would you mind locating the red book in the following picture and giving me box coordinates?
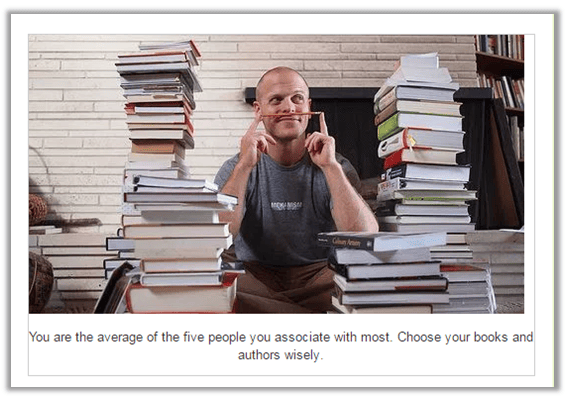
[383,148,459,170]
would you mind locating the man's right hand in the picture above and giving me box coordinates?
[238,114,277,168]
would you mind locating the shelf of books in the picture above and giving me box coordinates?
[95,40,243,314]
[475,34,524,163]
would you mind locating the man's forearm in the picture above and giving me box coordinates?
[218,161,254,237]
[321,162,379,232]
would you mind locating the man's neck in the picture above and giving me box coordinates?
[267,136,307,167]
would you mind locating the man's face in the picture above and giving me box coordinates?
[254,70,312,142]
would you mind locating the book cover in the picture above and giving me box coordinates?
[382,148,460,169]
[332,261,442,280]
[317,231,447,252]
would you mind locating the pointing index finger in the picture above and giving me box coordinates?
[319,112,328,136]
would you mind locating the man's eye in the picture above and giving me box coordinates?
[293,95,305,103]
[270,97,281,104]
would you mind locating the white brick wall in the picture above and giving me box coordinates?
[29,34,478,234]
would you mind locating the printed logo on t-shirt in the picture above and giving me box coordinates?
[271,201,303,211]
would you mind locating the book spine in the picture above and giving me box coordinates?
[377,113,402,141]
[382,149,405,170]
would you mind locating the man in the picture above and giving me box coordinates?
[215,66,378,313]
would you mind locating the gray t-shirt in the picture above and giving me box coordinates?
[214,152,361,266]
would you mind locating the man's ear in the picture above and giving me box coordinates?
[252,101,262,117]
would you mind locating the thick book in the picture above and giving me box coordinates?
[139,271,224,287]
[378,177,467,192]
[331,296,433,314]
[317,231,447,252]
[377,215,471,225]
[128,152,185,163]
[439,264,491,282]
[131,175,218,191]
[337,290,450,306]
[374,99,462,125]
[382,148,460,169]
[376,188,477,202]
[124,167,189,180]
[141,257,222,273]
[332,260,441,280]
[384,163,471,182]
[116,62,202,92]
[375,200,469,217]
[132,246,224,261]
[374,84,459,107]
[377,128,465,158]
[125,159,187,171]
[129,129,194,149]
[381,223,476,234]
[126,112,187,124]
[334,274,448,293]
[125,274,238,314]
[124,191,237,205]
[330,246,432,265]
[121,210,220,226]
[131,140,186,157]
[377,112,464,141]
[133,202,235,212]
[117,49,197,66]
[123,223,230,239]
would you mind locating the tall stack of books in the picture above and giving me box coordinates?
[317,231,450,314]
[373,53,476,238]
[99,40,241,314]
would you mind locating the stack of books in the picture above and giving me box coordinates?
[99,40,241,314]
[317,231,451,314]
[373,53,476,237]
[433,264,497,314]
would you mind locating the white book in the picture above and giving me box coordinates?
[141,257,222,273]
[378,128,465,158]
[331,246,432,265]
[122,210,220,225]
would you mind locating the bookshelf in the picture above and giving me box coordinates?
[475,35,524,169]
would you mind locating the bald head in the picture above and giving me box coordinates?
[255,67,309,101]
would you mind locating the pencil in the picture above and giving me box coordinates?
[261,111,322,117]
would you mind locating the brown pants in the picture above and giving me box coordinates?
[235,261,335,314]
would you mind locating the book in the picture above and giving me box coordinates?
[377,215,471,224]
[125,160,187,171]
[331,261,442,280]
[129,129,194,148]
[116,63,202,92]
[117,49,198,66]
[395,52,440,69]
[330,246,432,265]
[141,257,222,273]
[377,112,464,141]
[138,271,223,287]
[133,202,235,212]
[126,112,187,124]
[377,128,465,158]
[125,274,238,314]
[388,65,452,85]
[123,223,230,239]
[94,263,138,314]
[131,175,218,191]
[331,296,433,314]
[375,99,462,125]
[124,191,238,205]
[124,167,189,180]
[377,188,477,202]
[383,163,471,182]
[378,177,467,192]
[334,274,448,292]
[381,223,476,234]
[122,210,220,225]
[382,148,460,169]
[317,231,447,252]
[132,246,224,260]
[131,140,186,158]
[375,201,469,216]
[374,84,459,106]
[107,236,232,252]
[439,264,491,282]
[128,152,185,163]
[337,290,450,306]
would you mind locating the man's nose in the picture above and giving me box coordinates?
[282,97,296,113]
